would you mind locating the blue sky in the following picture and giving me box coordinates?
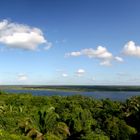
[0,0,140,85]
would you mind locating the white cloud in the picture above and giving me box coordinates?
[17,74,28,81]
[114,56,124,62]
[62,73,68,77]
[0,19,52,50]
[100,60,111,66]
[123,41,140,57]
[76,69,85,77]
[66,46,123,66]
[65,51,81,57]
[81,46,113,59]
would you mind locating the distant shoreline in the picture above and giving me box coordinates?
[1,85,140,92]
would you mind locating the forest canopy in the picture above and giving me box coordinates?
[0,91,140,140]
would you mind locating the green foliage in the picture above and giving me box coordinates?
[0,93,140,139]
[81,131,109,140]
[0,90,7,95]
[0,129,30,140]
[36,106,58,134]
[44,133,61,140]
[103,117,136,140]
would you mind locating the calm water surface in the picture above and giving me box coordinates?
[5,89,140,101]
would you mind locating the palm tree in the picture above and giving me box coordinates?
[18,106,70,140]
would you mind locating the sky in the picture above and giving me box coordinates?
[0,0,140,85]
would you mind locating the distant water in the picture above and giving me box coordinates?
[4,89,140,101]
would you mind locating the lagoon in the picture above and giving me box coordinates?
[5,89,140,101]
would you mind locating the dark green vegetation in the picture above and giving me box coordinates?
[1,90,140,140]
[23,85,140,91]
[1,85,140,92]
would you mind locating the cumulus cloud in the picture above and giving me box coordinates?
[81,46,113,59]
[66,46,123,66]
[76,69,85,77]
[17,74,28,81]
[123,41,140,57]
[0,19,52,50]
